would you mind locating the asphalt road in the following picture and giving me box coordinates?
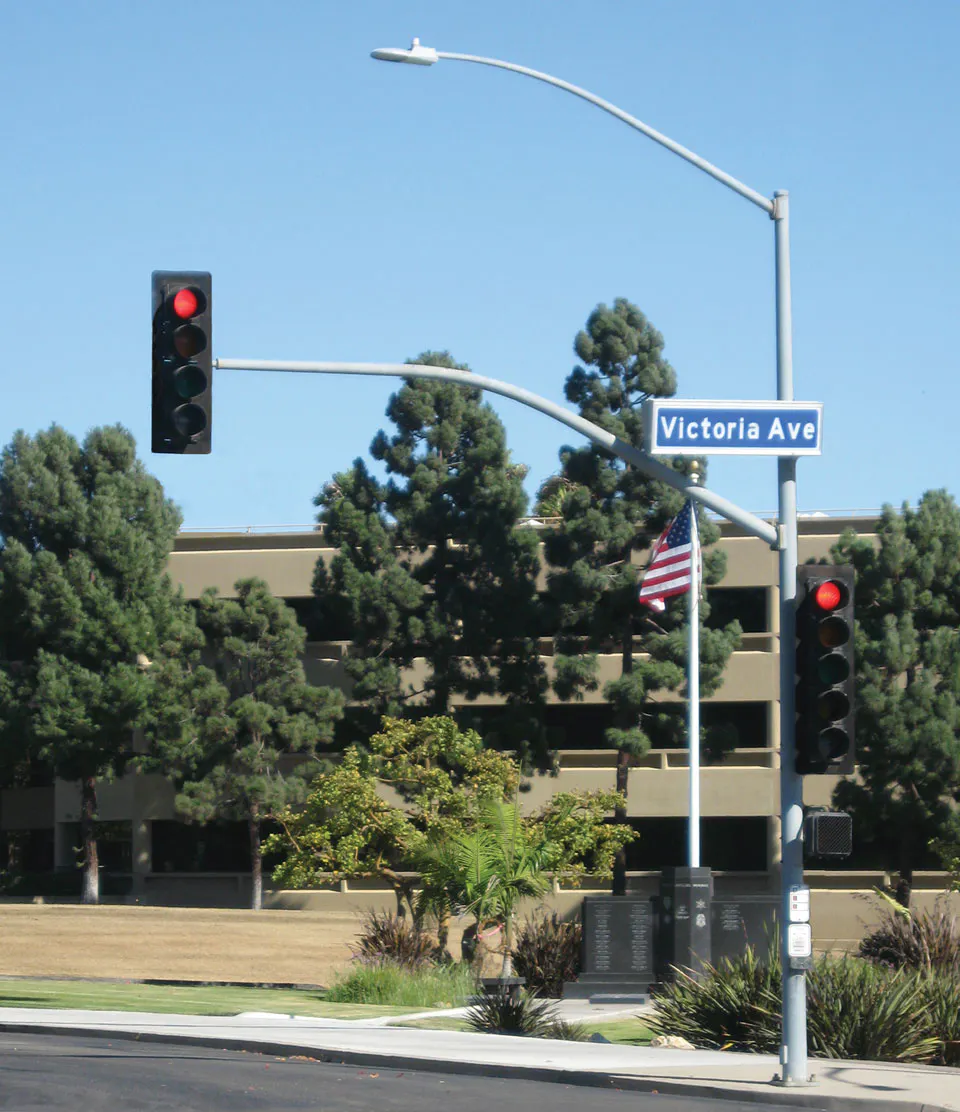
[0,1033,810,1112]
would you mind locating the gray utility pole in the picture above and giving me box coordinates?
[214,358,777,545]
[367,42,808,1083]
[773,191,806,1082]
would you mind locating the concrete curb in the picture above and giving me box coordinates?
[0,1021,951,1112]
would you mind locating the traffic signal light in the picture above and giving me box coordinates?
[795,565,855,774]
[152,271,212,454]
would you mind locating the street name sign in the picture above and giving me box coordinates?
[643,400,823,457]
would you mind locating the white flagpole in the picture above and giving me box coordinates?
[688,469,702,869]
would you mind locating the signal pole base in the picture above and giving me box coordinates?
[772,1074,818,1087]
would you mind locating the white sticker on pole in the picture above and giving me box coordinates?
[787,922,813,959]
[788,885,810,923]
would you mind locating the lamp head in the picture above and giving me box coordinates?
[371,37,438,66]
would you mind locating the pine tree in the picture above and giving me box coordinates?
[0,425,185,903]
[313,459,424,733]
[831,490,960,907]
[315,352,550,765]
[145,578,344,909]
[542,300,740,891]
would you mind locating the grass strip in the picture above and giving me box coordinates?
[392,1013,656,1044]
[0,978,417,1019]
[325,962,478,1008]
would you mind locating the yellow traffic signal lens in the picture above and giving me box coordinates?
[174,324,207,359]
[818,616,850,649]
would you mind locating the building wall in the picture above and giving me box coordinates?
[2,513,928,920]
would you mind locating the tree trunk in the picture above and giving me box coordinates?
[382,869,415,920]
[467,919,503,978]
[612,620,634,897]
[895,831,914,909]
[80,776,99,906]
[500,911,515,978]
[437,907,451,959]
[249,808,262,911]
[612,749,630,895]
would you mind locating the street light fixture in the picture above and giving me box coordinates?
[370,40,807,1085]
[370,38,437,65]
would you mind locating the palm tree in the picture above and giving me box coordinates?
[417,797,555,978]
[533,473,579,519]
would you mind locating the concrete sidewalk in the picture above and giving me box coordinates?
[0,1004,955,1112]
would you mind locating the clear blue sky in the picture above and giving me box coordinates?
[1,2,956,529]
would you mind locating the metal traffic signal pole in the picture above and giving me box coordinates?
[773,192,809,1085]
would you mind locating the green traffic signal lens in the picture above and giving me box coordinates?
[174,324,207,359]
[172,403,207,439]
[817,689,850,721]
[818,616,850,649]
[817,654,850,685]
[174,364,208,400]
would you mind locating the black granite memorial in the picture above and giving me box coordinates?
[658,866,712,980]
[711,895,779,964]
[563,895,655,999]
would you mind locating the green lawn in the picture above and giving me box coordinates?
[0,978,417,1019]
[586,1016,656,1045]
[0,977,658,1044]
[393,1013,656,1044]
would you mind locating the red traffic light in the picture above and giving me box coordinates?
[172,288,199,319]
[813,581,843,611]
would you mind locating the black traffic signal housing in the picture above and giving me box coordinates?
[795,565,855,774]
[152,271,212,454]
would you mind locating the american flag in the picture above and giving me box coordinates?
[638,501,700,613]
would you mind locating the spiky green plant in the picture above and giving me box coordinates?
[648,944,781,1052]
[512,912,582,997]
[805,958,939,1062]
[353,910,442,971]
[651,943,945,1063]
[858,895,960,972]
[464,987,587,1040]
[919,971,960,1065]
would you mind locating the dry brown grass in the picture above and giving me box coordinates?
[0,904,365,985]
